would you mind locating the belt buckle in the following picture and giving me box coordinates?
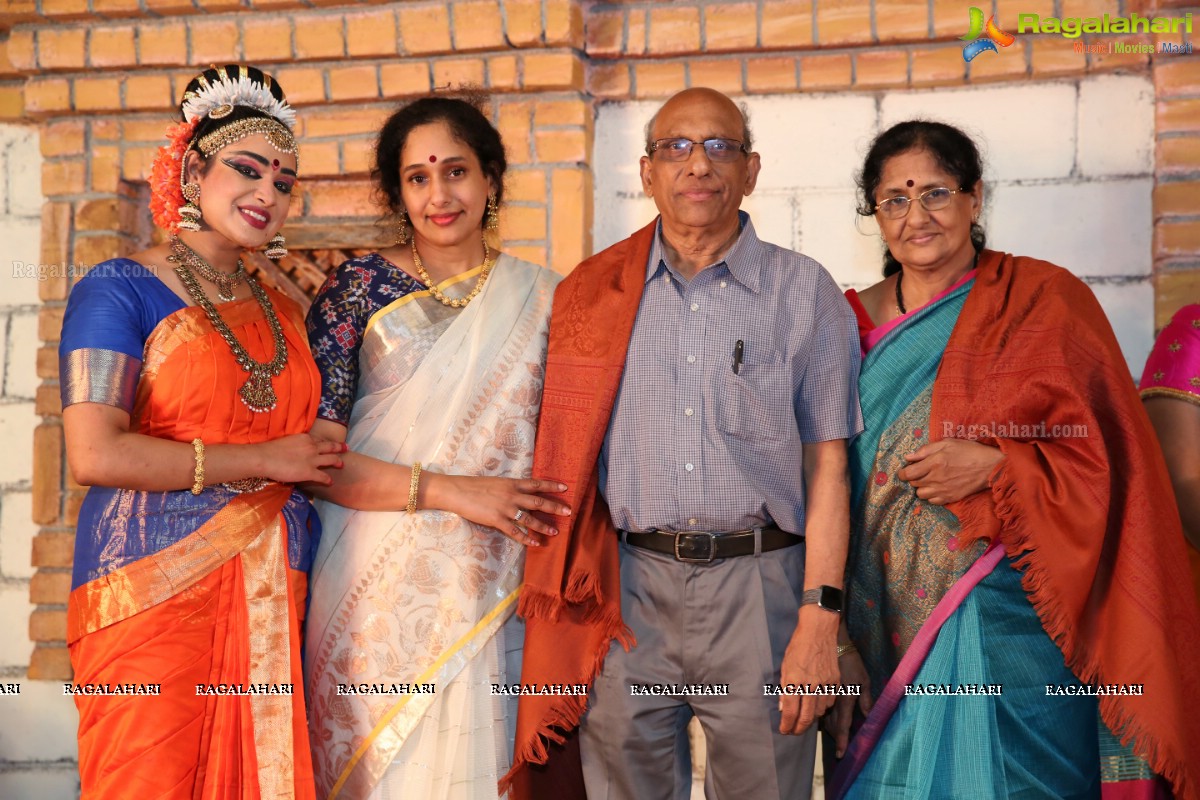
[674,531,716,563]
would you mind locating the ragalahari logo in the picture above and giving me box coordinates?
[961,7,1016,61]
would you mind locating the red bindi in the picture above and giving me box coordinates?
[906,179,914,187]
[429,155,437,163]
[272,158,280,169]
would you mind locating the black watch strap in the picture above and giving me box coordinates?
[800,585,844,613]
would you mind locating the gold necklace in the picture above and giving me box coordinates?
[172,253,289,413]
[410,233,495,309]
[168,235,247,302]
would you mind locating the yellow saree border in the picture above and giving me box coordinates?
[67,483,291,642]
[363,264,486,337]
[328,585,522,800]
[242,514,296,800]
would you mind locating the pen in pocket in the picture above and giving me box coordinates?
[732,339,744,374]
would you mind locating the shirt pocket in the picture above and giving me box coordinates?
[715,363,794,442]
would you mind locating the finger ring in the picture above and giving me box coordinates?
[513,509,525,523]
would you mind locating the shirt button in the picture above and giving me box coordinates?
[688,518,698,526]
[684,407,694,416]
[686,355,696,364]
[720,281,728,289]
[690,302,699,312]
[685,463,694,472]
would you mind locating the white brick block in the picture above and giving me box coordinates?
[1,491,35,579]
[5,127,42,219]
[0,402,35,485]
[0,769,79,800]
[0,679,79,763]
[740,191,797,252]
[5,310,40,399]
[1089,280,1155,380]
[751,95,878,190]
[1077,76,1153,178]
[797,190,885,287]
[986,179,1152,279]
[0,585,33,668]
[881,85,1078,181]
[1,219,46,308]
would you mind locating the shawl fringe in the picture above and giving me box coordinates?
[991,460,1196,800]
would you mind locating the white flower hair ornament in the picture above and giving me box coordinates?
[182,73,297,130]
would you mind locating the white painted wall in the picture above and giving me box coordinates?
[593,75,1156,376]
[0,124,79,799]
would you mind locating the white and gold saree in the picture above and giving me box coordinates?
[305,255,560,799]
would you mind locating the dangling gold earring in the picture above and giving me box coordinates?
[485,194,499,233]
[265,234,287,260]
[395,210,410,244]
[178,182,202,232]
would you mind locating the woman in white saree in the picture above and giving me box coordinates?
[302,96,568,799]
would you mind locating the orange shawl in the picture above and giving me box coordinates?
[502,221,656,793]
[936,251,1200,798]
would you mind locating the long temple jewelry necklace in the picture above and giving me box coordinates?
[410,233,495,309]
[168,235,247,302]
[895,269,906,315]
[171,245,289,413]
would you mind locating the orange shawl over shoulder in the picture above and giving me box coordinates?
[502,222,657,793]
[936,251,1200,798]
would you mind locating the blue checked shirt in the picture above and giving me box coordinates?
[599,213,863,535]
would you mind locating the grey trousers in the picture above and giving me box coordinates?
[580,539,817,800]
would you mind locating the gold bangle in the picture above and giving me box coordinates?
[191,438,205,496]
[836,642,857,658]
[407,462,422,514]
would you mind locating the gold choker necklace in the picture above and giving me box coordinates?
[168,235,247,302]
[410,233,495,309]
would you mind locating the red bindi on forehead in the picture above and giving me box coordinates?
[906,179,914,187]
[429,155,437,163]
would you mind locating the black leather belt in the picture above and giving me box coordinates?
[621,527,801,563]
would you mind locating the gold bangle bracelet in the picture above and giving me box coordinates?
[407,462,422,514]
[836,642,857,658]
[191,438,206,496]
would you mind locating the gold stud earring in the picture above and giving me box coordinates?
[178,182,202,232]
[265,233,287,260]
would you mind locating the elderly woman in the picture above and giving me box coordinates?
[827,120,1200,799]
[302,94,566,799]
[60,65,341,798]
[1141,304,1200,602]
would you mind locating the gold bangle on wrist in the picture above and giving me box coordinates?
[407,462,422,514]
[836,642,857,658]
[191,438,206,496]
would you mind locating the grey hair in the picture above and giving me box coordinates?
[643,101,754,155]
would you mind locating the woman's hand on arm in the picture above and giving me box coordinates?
[897,438,1004,506]
[63,403,346,491]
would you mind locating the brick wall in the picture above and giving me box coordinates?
[0,1,1194,795]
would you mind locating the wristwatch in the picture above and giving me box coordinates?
[799,585,844,614]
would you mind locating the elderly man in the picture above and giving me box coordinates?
[506,87,862,800]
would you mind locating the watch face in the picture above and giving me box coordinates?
[818,586,844,613]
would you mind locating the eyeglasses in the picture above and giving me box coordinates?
[647,137,749,163]
[874,187,965,219]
